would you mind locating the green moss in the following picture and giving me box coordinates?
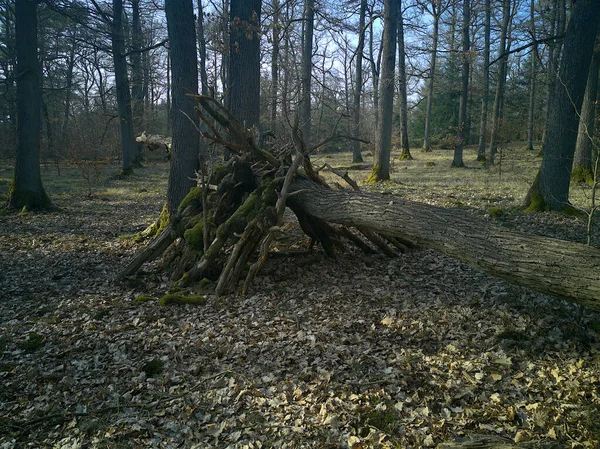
[590,322,600,334]
[216,189,262,239]
[167,286,185,294]
[524,175,549,213]
[142,359,164,377]
[184,221,206,251]
[178,186,203,213]
[488,207,504,217]
[209,164,229,185]
[18,333,45,352]
[134,295,156,305]
[365,164,382,183]
[159,294,207,306]
[397,150,413,161]
[8,179,53,212]
[571,166,595,186]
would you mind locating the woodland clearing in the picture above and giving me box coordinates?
[0,146,599,448]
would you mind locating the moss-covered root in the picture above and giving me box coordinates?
[7,181,54,212]
[523,173,550,213]
[141,203,171,238]
[397,149,413,161]
[159,294,207,306]
[571,165,595,186]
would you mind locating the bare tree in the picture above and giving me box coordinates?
[476,0,490,161]
[397,0,411,160]
[299,0,314,145]
[452,0,470,168]
[368,0,398,182]
[8,0,53,210]
[525,0,537,152]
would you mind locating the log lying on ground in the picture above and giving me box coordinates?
[288,179,600,311]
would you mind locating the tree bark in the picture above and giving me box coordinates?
[288,179,600,311]
[488,0,511,165]
[197,0,209,96]
[572,42,600,182]
[452,0,470,168]
[299,0,314,146]
[525,0,537,152]
[351,0,367,163]
[9,0,52,210]
[422,12,439,152]
[165,0,200,214]
[524,0,600,211]
[368,0,397,182]
[111,0,136,175]
[397,0,411,161]
[270,0,280,131]
[476,0,490,162]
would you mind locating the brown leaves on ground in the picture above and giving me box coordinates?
[0,161,599,448]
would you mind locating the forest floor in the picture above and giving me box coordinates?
[0,146,599,449]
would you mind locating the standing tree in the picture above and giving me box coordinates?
[165,0,200,214]
[421,0,449,152]
[269,0,280,131]
[452,0,470,168]
[197,0,209,96]
[130,0,144,166]
[8,0,52,210]
[299,0,314,145]
[351,0,367,163]
[368,0,397,182]
[525,0,537,152]
[572,37,600,184]
[524,0,600,211]
[476,0,490,162]
[227,0,261,131]
[487,0,511,165]
[396,0,411,161]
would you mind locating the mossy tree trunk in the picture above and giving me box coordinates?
[524,0,600,211]
[8,0,53,211]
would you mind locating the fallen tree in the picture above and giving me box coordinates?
[120,96,600,312]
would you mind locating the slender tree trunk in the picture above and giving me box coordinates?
[397,0,411,160]
[131,0,144,166]
[221,0,230,95]
[270,0,280,131]
[452,0,470,168]
[524,0,600,211]
[422,13,439,152]
[281,9,290,119]
[351,0,367,163]
[526,0,537,151]
[165,0,200,214]
[299,0,314,145]
[9,0,52,210]
[197,0,209,96]
[488,0,511,165]
[476,0,491,162]
[63,28,76,136]
[368,0,397,182]
[369,19,381,130]
[166,50,171,134]
[111,0,136,174]
[572,43,600,183]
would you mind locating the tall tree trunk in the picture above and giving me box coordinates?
[524,0,600,211]
[131,0,144,166]
[422,12,439,152]
[281,4,290,119]
[368,0,397,182]
[9,0,52,210]
[63,28,76,137]
[452,0,470,168]
[220,0,230,96]
[368,18,381,131]
[165,0,200,214]
[197,0,209,96]
[397,0,411,161]
[488,0,511,165]
[299,0,314,145]
[525,0,537,151]
[270,0,280,131]
[227,0,261,128]
[111,0,136,175]
[476,0,490,162]
[351,0,367,163]
[166,49,171,134]
[572,42,600,183]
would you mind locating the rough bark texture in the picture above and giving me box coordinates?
[197,0,209,96]
[111,0,136,175]
[270,0,280,130]
[422,12,439,152]
[9,0,52,211]
[397,0,411,160]
[288,179,600,311]
[368,0,397,182]
[488,0,511,165]
[573,43,600,182]
[299,0,314,145]
[351,0,367,164]
[165,0,200,214]
[526,0,537,152]
[452,0,470,168]
[476,0,490,162]
[227,0,261,130]
[525,0,600,211]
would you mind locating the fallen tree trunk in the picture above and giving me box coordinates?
[289,179,600,311]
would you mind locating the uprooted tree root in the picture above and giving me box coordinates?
[118,96,400,296]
